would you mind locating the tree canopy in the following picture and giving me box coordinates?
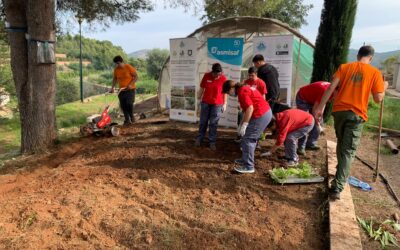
[57,34,127,70]
[202,0,313,29]
[146,48,169,80]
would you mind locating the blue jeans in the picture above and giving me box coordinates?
[285,119,314,161]
[295,94,320,147]
[197,102,223,144]
[241,109,273,169]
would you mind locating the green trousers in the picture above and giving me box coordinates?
[332,111,364,192]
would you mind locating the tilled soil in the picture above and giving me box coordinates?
[0,115,328,249]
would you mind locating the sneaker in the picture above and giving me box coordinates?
[330,191,341,200]
[234,158,244,165]
[306,145,320,151]
[297,148,306,156]
[123,120,133,127]
[234,136,242,143]
[286,160,298,167]
[209,143,217,151]
[194,138,201,147]
[234,165,255,174]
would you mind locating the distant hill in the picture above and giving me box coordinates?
[128,49,150,59]
[348,49,400,68]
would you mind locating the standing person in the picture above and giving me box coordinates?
[263,109,314,166]
[314,45,388,200]
[252,54,280,110]
[195,63,227,151]
[244,67,267,97]
[110,55,138,126]
[222,80,272,174]
[295,81,333,152]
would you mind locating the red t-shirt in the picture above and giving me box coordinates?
[244,78,267,96]
[238,85,270,119]
[200,72,227,105]
[275,109,314,146]
[297,81,331,104]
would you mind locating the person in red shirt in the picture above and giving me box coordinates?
[295,81,332,152]
[244,67,267,97]
[237,67,268,133]
[222,80,272,174]
[195,63,227,150]
[263,109,314,166]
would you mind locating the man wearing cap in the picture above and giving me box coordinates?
[195,63,227,151]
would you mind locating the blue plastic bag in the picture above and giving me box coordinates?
[348,176,372,191]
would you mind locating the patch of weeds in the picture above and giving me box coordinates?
[353,196,395,209]
[380,146,393,155]
[159,226,183,249]
[357,217,400,249]
[19,211,37,230]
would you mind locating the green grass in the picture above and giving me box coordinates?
[366,96,400,131]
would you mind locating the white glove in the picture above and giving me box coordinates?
[222,103,227,113]
[238,122,248,137]
[260,151,272,157]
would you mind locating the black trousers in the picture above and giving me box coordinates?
[118,89,135,122]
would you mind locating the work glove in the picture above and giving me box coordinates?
[260,151,272,157]
[238,122,248,137]
[222,103,227,113]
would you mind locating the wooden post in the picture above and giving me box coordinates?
[374,99,384,182]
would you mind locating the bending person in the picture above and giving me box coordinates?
[295,81,333,151]
[222,80,272,174]
[263,109,314,167]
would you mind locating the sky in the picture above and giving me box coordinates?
[85,0,400,53]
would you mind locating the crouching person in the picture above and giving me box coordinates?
[222,80,272,174]
[264,109,314,167]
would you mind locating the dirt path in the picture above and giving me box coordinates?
[0,115,328,249]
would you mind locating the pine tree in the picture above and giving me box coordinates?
[311,0,358,118]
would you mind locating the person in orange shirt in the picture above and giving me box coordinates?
[314,45,388,200]
[110,55,138,125]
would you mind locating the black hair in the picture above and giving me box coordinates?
[211,63,222,73]
[357,45,375,58]
[222,80,235,93]
[113,55,124,63]
[272,102,291,114]
[248,66,257,74]
[252,54,264,63]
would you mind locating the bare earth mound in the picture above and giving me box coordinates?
[0,116,328,249]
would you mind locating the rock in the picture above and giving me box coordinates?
[144,232,153,244]
[393,213,399,222]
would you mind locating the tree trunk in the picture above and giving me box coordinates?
[5,0,57,154]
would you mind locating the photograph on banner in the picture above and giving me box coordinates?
[253,35,294,105]
[169,37,198,122]
[207,37,244,127]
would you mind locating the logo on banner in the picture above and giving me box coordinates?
[233,39,241,47]
[256,42,266,51]
[275,43,289,56]
[210,46,240,56]
[180,41,185,48]
[188,50,193,56]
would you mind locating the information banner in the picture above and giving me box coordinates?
[207,38,244,127]
[253,35,294,106]
[169,38,198,122]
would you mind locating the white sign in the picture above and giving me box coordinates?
[169,38,198,122]
[253,35,294,106]
[207,38,244,128]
